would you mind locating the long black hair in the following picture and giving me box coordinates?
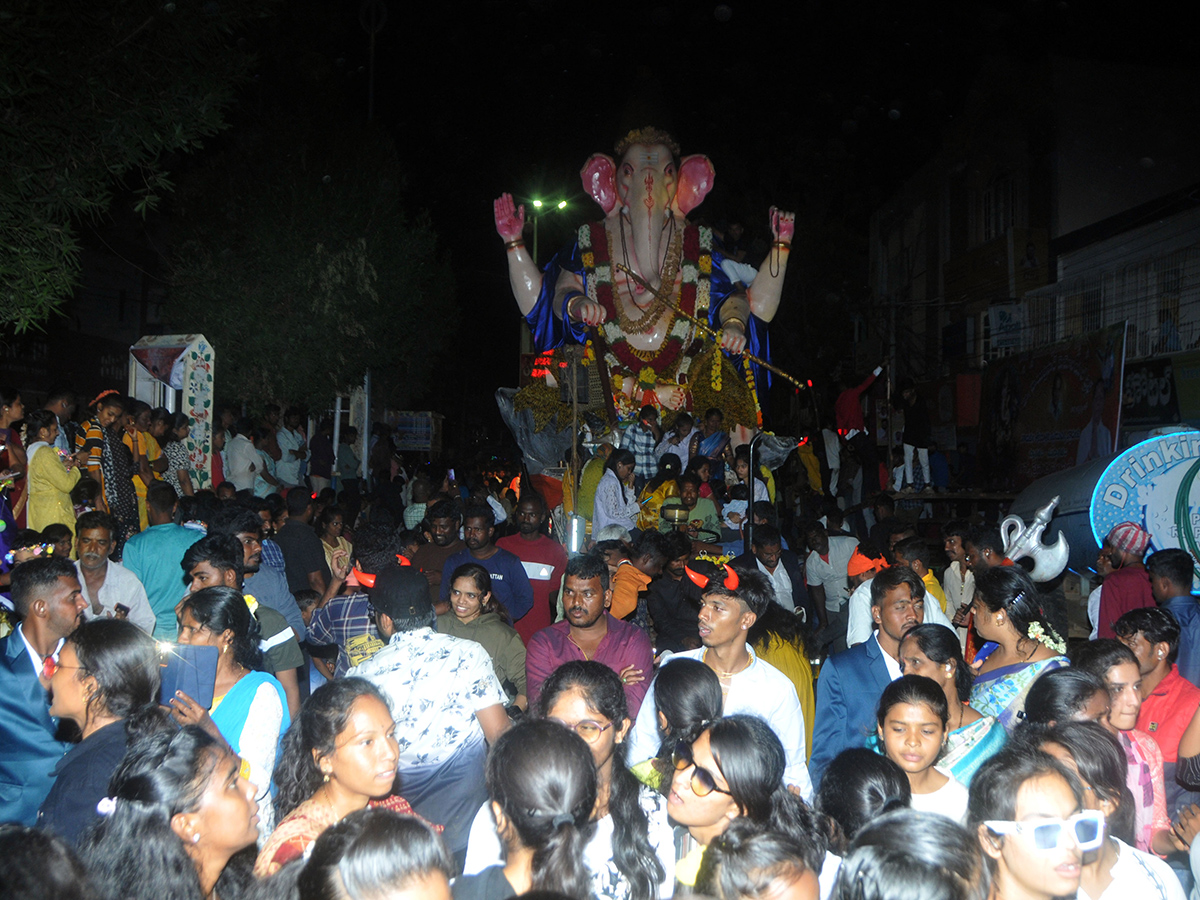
[815,748,912,855]
[901,623,973,703]
[705,715,827,871]
[487,719,598,899]
[747,598,807,657]
[67,618,161,736]
[652,658,723,758]
[274,678,393,820]
[644,452,682,495]
[537,661,664,900]
[178,585,263,671]
[80,726,254,900]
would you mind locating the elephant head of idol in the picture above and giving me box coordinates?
[580,127,715,294]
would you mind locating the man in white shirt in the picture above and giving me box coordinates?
[73,511,155,635]
[627,561,813,800]
[654,411,698,470]
[274,406,308,488]
[803,522,858,654]
[225,418,261,491]
[942,521,975,647]
[847,546,953,647]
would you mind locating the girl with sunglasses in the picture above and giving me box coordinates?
[463,660,672,900]
[667,715,830,895]
[969,747,1096,900]
[1023,721,1185,900]
[876,675,969,824]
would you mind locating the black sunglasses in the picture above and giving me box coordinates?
[672,740,733,798]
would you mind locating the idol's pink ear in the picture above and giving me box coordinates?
[581,154,618,214]
[676,154,715,215]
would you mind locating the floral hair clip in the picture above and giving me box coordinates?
[4,543,53,565]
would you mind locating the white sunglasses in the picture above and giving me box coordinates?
[985,809,1105,852]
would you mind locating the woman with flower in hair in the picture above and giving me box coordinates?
[968,566,1069,732]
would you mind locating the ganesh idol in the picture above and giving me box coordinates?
[494,127,795,427]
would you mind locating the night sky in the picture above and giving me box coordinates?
[82,0,1200,443]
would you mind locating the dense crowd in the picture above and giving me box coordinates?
[2,386,1200,900]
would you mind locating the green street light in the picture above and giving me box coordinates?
[529,198,569,263]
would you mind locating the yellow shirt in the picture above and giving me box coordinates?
[923,569,948,612]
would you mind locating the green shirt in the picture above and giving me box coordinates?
[659,496,721,540]
[435,611,527,700]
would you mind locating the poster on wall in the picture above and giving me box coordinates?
[978,323,1126,490]
[1121,357,1180,429]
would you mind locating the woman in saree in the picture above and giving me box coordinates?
[688,408,730,486]
[967,566,1070,732]
[636,453,682,532]
[895,623,1006,785]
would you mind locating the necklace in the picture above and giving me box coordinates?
[567,633,592,660]
[614,217,683,332]
[703,648,752,679]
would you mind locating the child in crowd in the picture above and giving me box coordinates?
[877,675,969,823]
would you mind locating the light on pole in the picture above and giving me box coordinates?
[530,198,569,264]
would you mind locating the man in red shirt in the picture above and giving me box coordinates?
[496,492,567,644]
[834,365,884,496]
[1097,521,1155,639]
[1117,605,1200,814]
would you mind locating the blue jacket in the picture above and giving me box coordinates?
[1164,594,1200,689]
[809,635,895,786]
[0,631,71,825]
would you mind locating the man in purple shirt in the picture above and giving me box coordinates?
[525,553,654,717]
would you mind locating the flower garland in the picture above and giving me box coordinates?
[1026,621,1067,655]
[579,222,713,381]
[743,356,763,427]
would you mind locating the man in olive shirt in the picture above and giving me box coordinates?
[660,472,720,541]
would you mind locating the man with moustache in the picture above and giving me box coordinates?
[0,557,88,824]
[496,492,567,644]
[524,553,654,716]
[439,504,533,624]
[411,499,466,610]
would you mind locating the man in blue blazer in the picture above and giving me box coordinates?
[0,556,87,825]
[809,566,926,786]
